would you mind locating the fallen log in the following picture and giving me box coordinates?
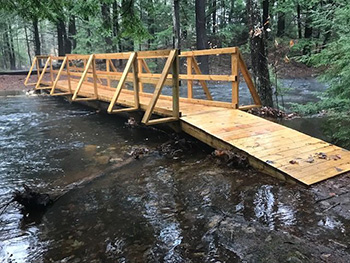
[0,156,137,217]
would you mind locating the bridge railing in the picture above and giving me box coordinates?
[179,47,261,109]
[25,47,261,125]
[24,55,50,87]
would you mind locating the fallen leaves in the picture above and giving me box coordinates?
[284,151,344,168]
[317,152,327,159]
[212,149,248,168]
[289,39,295,47]
[284,55,290,63]
[306,156,314,163]
[332,154,342,160]
[247,106,299,119]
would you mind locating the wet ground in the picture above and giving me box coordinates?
[1,79,350,262]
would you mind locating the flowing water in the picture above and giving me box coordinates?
[1,80,350,262]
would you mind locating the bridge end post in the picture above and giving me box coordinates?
[172,49,180,119]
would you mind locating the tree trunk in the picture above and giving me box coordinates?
[15,24,21,68]
[303,7,313,55]
[24,25,32,66]
[247,0,273,107]
[3,28,15,70]
[68,16,77,51]
[84,15,92,51]
[112,1,121,52]
[1,43,7,69]
[195,0,209,74]
[101,3,113,52]
[57,21,64,56]
[32,18,41,56]
[228,0,234,23]
[147,0,155,49]
[212,0,217,34]
[297,4,302,38]
[322,1,333,47]
[32,18,41,67]
[173,0,181,49]
[112,1,123,66]
[8,24,16,70]
[304,9,313,38]
[276,12,285,37]
[220,0,227,30]
[262,0,269,39]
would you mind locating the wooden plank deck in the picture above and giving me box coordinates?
[52,79,350,185]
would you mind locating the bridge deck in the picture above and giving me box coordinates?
[51,79,350,185]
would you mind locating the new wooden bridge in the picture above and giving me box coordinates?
[24,47,350,185]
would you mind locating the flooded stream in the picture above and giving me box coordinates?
[1,80,350,262]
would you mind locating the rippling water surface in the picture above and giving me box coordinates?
[1,94,350,262]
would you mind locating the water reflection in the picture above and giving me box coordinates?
[253,185,276,229]
[141,167,184,262]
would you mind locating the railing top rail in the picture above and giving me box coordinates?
[137,49,173,59]
[50,56,66,60]
[66,54,92,60]
[179,47,237,57]
[94,52,133,60]
[35,47,237,62]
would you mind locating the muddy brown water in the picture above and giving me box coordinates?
[1,82,350,262]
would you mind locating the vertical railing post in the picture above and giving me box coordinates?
[106,59,111,88]
[187,56,193,99]
[137,58,144,93]
[50,56,54,85]
[132,53,140,108]
[66,58,72,93]
[231,50,239,108]
[36,58,40,79]
[172,49,180,118]
[92,55,98,99]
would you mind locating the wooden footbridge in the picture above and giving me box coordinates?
[24,47,350,185]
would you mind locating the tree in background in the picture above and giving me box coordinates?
[247,0,273,106]
[195,0,209,74]
[173,0,181,49]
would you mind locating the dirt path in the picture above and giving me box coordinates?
[0,75,30,91]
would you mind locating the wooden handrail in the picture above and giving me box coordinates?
[180,47,237,57]
[26,47,261,118]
